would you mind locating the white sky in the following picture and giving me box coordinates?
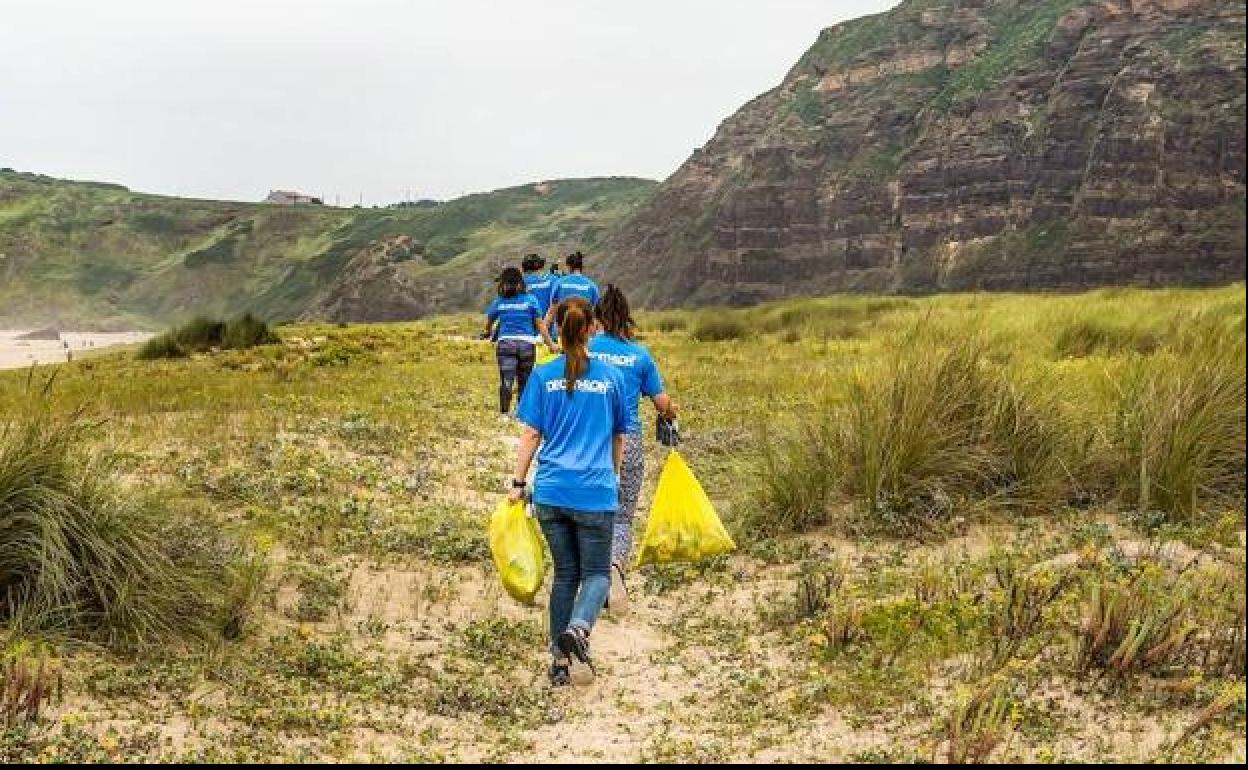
[2,0,895,204]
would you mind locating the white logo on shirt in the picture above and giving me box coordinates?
[590,351,639,368]
[546,378,611,395]
[496,302,532,312]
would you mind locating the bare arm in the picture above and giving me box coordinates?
[536,319,556,351]
[508,426,542,503]
[613,434,625,477]
[483,317,495,339]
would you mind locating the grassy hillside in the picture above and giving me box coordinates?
[0,170,655,328]
[0,287,1243,762]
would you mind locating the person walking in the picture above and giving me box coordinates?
[484,267,555,415]
[589,285,678,615]
[544,251,600,339]
[509,297,629,686]
[521,253,557,319]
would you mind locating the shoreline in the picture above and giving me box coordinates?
[0,329,153,370]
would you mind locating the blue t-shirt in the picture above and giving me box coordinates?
[516,356,629,512]
[523,271,557,316]
[588,333,664,435]
[551,273,601,309]
[486,294,542,342]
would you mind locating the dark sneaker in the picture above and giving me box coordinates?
[608,563,630,618]
[548,659,571,688]
[557,627,595,684]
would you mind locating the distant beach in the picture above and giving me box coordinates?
[0,329,153,370]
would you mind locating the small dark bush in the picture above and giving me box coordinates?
[138,314,279,360]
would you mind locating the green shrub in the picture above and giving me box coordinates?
[691,313,749,342]
[137,314,279,360]
[0,405,260,649]
[222,313,280,349]
[136,333,183,360]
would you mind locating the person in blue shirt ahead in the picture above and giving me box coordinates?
[510,297,628,687]
[521,253,557,318]
[589,285,678,617]
[483,267,555,415]
[544,250,600,339]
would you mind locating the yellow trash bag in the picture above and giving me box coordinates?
[536,349,560,367]
[636,451,736,566]
[489,500,547,604]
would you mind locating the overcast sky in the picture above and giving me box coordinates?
[2,0,895,204]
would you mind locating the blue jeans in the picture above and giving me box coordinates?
[534,503,614,656]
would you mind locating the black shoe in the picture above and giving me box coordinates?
[548,660,571,687]
[557,627,595,683]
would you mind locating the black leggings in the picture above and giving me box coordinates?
[496,339,536,413]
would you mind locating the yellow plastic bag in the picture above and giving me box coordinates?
[489,500,547,604]
[536,349,560,367]
[636,451,736,566]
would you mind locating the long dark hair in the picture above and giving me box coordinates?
[556,297,593,397]
[595,284,634,340]
[497,266,525,298]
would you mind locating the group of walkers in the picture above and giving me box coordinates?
[484,251,678,687]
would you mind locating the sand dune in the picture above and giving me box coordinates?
[0,329,152,370]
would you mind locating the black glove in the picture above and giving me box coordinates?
[656,414,681,447]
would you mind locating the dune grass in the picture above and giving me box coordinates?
[0,395,259,650]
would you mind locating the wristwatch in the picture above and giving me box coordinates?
[511,479,527,489]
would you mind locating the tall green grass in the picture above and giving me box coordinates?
[0,403,261,649]
[747,304,1244,536]
[751,334,1074,536]
[1109,329,1246,523]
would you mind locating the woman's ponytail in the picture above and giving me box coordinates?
[556,297,593,397]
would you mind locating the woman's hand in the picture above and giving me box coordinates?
[507,485,526,504]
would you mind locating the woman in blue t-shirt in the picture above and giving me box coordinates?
[483,267,555,415]
[544,251,601,339]
[520,253,557,318]
[589,285,678,616]
[509,297,629,687]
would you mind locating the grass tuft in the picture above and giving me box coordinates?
[0,402,261,649]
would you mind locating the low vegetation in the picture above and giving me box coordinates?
[138,313,280,359]
[0,286,1243,762]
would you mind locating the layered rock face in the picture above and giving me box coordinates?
[604,0,1246,307]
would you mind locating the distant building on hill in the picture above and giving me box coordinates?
[264,190,323,205]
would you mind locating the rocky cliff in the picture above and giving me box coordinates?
[604,0,1246,307]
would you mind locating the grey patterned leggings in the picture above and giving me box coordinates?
[612,432,645,568]
[495,339,536,414]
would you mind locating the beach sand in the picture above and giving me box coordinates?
[0,329,153,370]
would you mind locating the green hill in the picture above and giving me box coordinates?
[0,170,655,328]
